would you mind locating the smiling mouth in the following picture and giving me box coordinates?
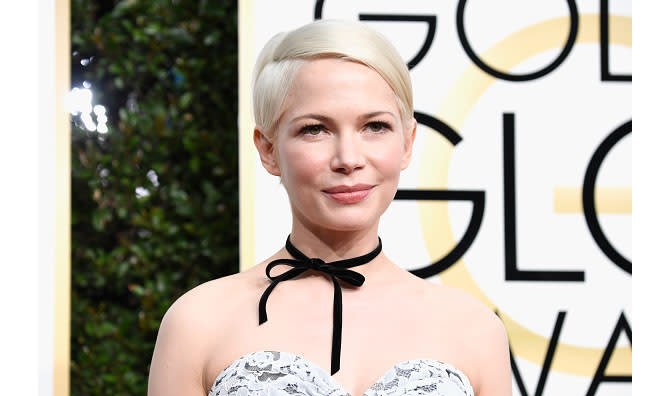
[322,184,374,204]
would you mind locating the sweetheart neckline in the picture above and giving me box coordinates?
[208,349,474,396]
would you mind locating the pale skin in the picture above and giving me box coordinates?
[148,58,512,396]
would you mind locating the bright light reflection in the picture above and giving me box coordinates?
[65,87,92,115]
[135,187,150,198]
[65,83,109,133]
[93,105,106,115]
[147,170,159,187]
[81,113,96,131]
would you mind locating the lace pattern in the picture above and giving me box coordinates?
[208,351,474,396]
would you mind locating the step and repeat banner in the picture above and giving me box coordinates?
[239,1,631,395]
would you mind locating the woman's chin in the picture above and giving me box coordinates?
[290,194,390,233]
[314,212,380,233]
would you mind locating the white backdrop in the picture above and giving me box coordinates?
[239,1,631,395]
[0,0,70,395]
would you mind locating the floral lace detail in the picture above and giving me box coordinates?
[208,351,474,396]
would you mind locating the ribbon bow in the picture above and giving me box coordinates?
[258,235,382,374]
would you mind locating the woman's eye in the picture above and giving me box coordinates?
[300,124,324,135]
[366,121,390,133]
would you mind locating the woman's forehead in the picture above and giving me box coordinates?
[282,58,400,120]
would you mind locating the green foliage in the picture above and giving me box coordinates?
[70,1,238,394]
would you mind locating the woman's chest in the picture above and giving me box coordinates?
[203,286,472,394]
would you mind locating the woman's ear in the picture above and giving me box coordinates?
[253,127,281,176]
[401,118,417,170]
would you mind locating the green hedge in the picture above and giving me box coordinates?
[70,1,238,394]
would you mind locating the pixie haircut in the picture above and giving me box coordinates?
[252,19,414,140]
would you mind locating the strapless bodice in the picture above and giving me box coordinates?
[208,350,474,396]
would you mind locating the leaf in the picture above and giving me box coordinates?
[178,92,193,109]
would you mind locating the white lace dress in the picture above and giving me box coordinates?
[208,350,474,396]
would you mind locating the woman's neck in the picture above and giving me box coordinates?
[288,224,380,261]
[283,221,402,285]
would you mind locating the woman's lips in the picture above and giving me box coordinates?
[323,185,373,204]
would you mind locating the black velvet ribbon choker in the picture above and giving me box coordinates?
[258,235,382,375]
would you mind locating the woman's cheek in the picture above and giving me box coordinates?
[282,147,325,186]
[373,144,404,175]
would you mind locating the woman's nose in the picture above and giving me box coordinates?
[331,132,365,174]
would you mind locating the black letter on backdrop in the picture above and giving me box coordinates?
[315,2,437,70]
[456,0,579,81]
[506,311,566,396]
[503,113,585,281]
[358,14,437,70]
[582,120,632,274]
[394,112,484,279]
[314,0,324,19]
[600,0,632,82]
[585,312,632,396]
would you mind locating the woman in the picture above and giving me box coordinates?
[148,19,512,396]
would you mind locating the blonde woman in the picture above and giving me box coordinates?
[148,19,512,396]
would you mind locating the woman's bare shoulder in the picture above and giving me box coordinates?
[148,270,261,395]
[420,281,502,329]
[164,270,260,332]
[424,282,511,395]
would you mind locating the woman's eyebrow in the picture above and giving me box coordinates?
[290,111,397,124]
[290,113,332,123]
[357,111,397,121]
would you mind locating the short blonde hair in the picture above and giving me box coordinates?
[252,19,413,140]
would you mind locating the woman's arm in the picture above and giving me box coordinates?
[147,292,210,396]
[475,314,513,396]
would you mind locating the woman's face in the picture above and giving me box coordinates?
[256,58,416,233]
